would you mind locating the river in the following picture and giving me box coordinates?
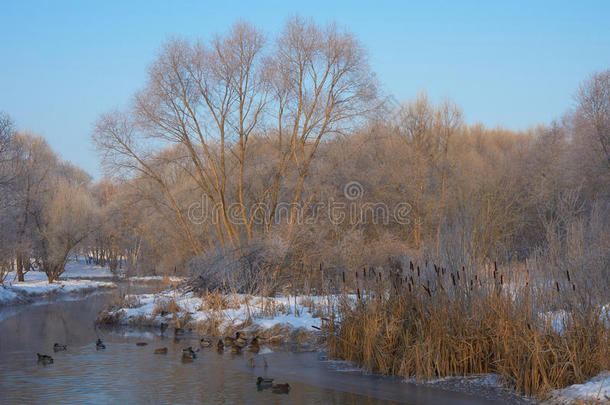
[0,285,531,404]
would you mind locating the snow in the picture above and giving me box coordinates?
[545,372,610,404]
[0,258,118,305]
[106,291,328,335]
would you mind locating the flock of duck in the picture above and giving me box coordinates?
[36,330,290,394]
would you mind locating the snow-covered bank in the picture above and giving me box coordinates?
[544,372,610,404]
[0,260,117,306]
[0,258,191,306]
[97,290,328,344]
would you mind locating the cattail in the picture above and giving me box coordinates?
[555,281,560,292]
[425,260,428,268]
[566,270,571,282]
[572,283,576,291]
[500,274,504,285]
[456,271,460,280]
[408,283,412,293]
[410,276,414,285]
[363,267,366,278]
[470,279,473,290]
[423,285,431,297]
[355,271,358,280]
[342,271,345,284]
[451,273,456,286]
[462,266,465,273]
[410,261,414,271]
[357,288,361,300]
[426,279,430,289]
[417,266,420,277]
[379,272,382,281]
[442,267,445,275]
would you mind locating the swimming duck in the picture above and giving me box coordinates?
[154,347,168,354]
[37,353,54,365]
[271,383,291,394]
[174,327,185,336]
[199,338,212,348]
[160,322,168,333]
[234,332,247,347]
[96,339,106,350]
[231,344,242,354]
[136,342,148,346]
[53,343,67,352]
[182,346,197,361]
[217,339,224,351]
[256,376,274,389]
[182,346,199,360]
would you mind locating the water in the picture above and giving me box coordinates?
[0,289,526,404]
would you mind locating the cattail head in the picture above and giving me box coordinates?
[357,288,361,300]
[572,283,576,291]
[566,270,571,282]
[417,266,420,277]
[451,273,456,286]
[500,274,504,285]
[555,281,560,292]
[342,271,345,284]
[410,261,414,271]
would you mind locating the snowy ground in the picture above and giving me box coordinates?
[100,290,329,342]
[1,257,190,306]
[0,259,117,305]
[544,372,610,404]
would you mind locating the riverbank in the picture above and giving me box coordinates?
[96,289,327,345]
[0,261,117,305]
[0,258,191,306]
[95,286,609,404]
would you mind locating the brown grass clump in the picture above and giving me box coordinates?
[326,262,610,398]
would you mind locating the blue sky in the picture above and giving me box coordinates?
[1,0,609,179]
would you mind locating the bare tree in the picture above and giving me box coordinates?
[576,69,610,168]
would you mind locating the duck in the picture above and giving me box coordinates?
[53,343,67,352]
[271,383,291,394]
[217,339,224,351]
[135,342,148,346]
[182,346,197,361]
[174,327,185,336]
[234,331,248,347]
[154,347,168,354]
[231,343,242,354]
[160,322,168,333]
[96,339,106,350]
[199,338,212,348]
[247,336,260,353]
[256,376,274,389]
[37,353,54,365]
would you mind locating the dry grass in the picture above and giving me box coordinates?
[326,262,610,398]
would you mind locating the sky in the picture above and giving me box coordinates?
[1,0,609,179]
